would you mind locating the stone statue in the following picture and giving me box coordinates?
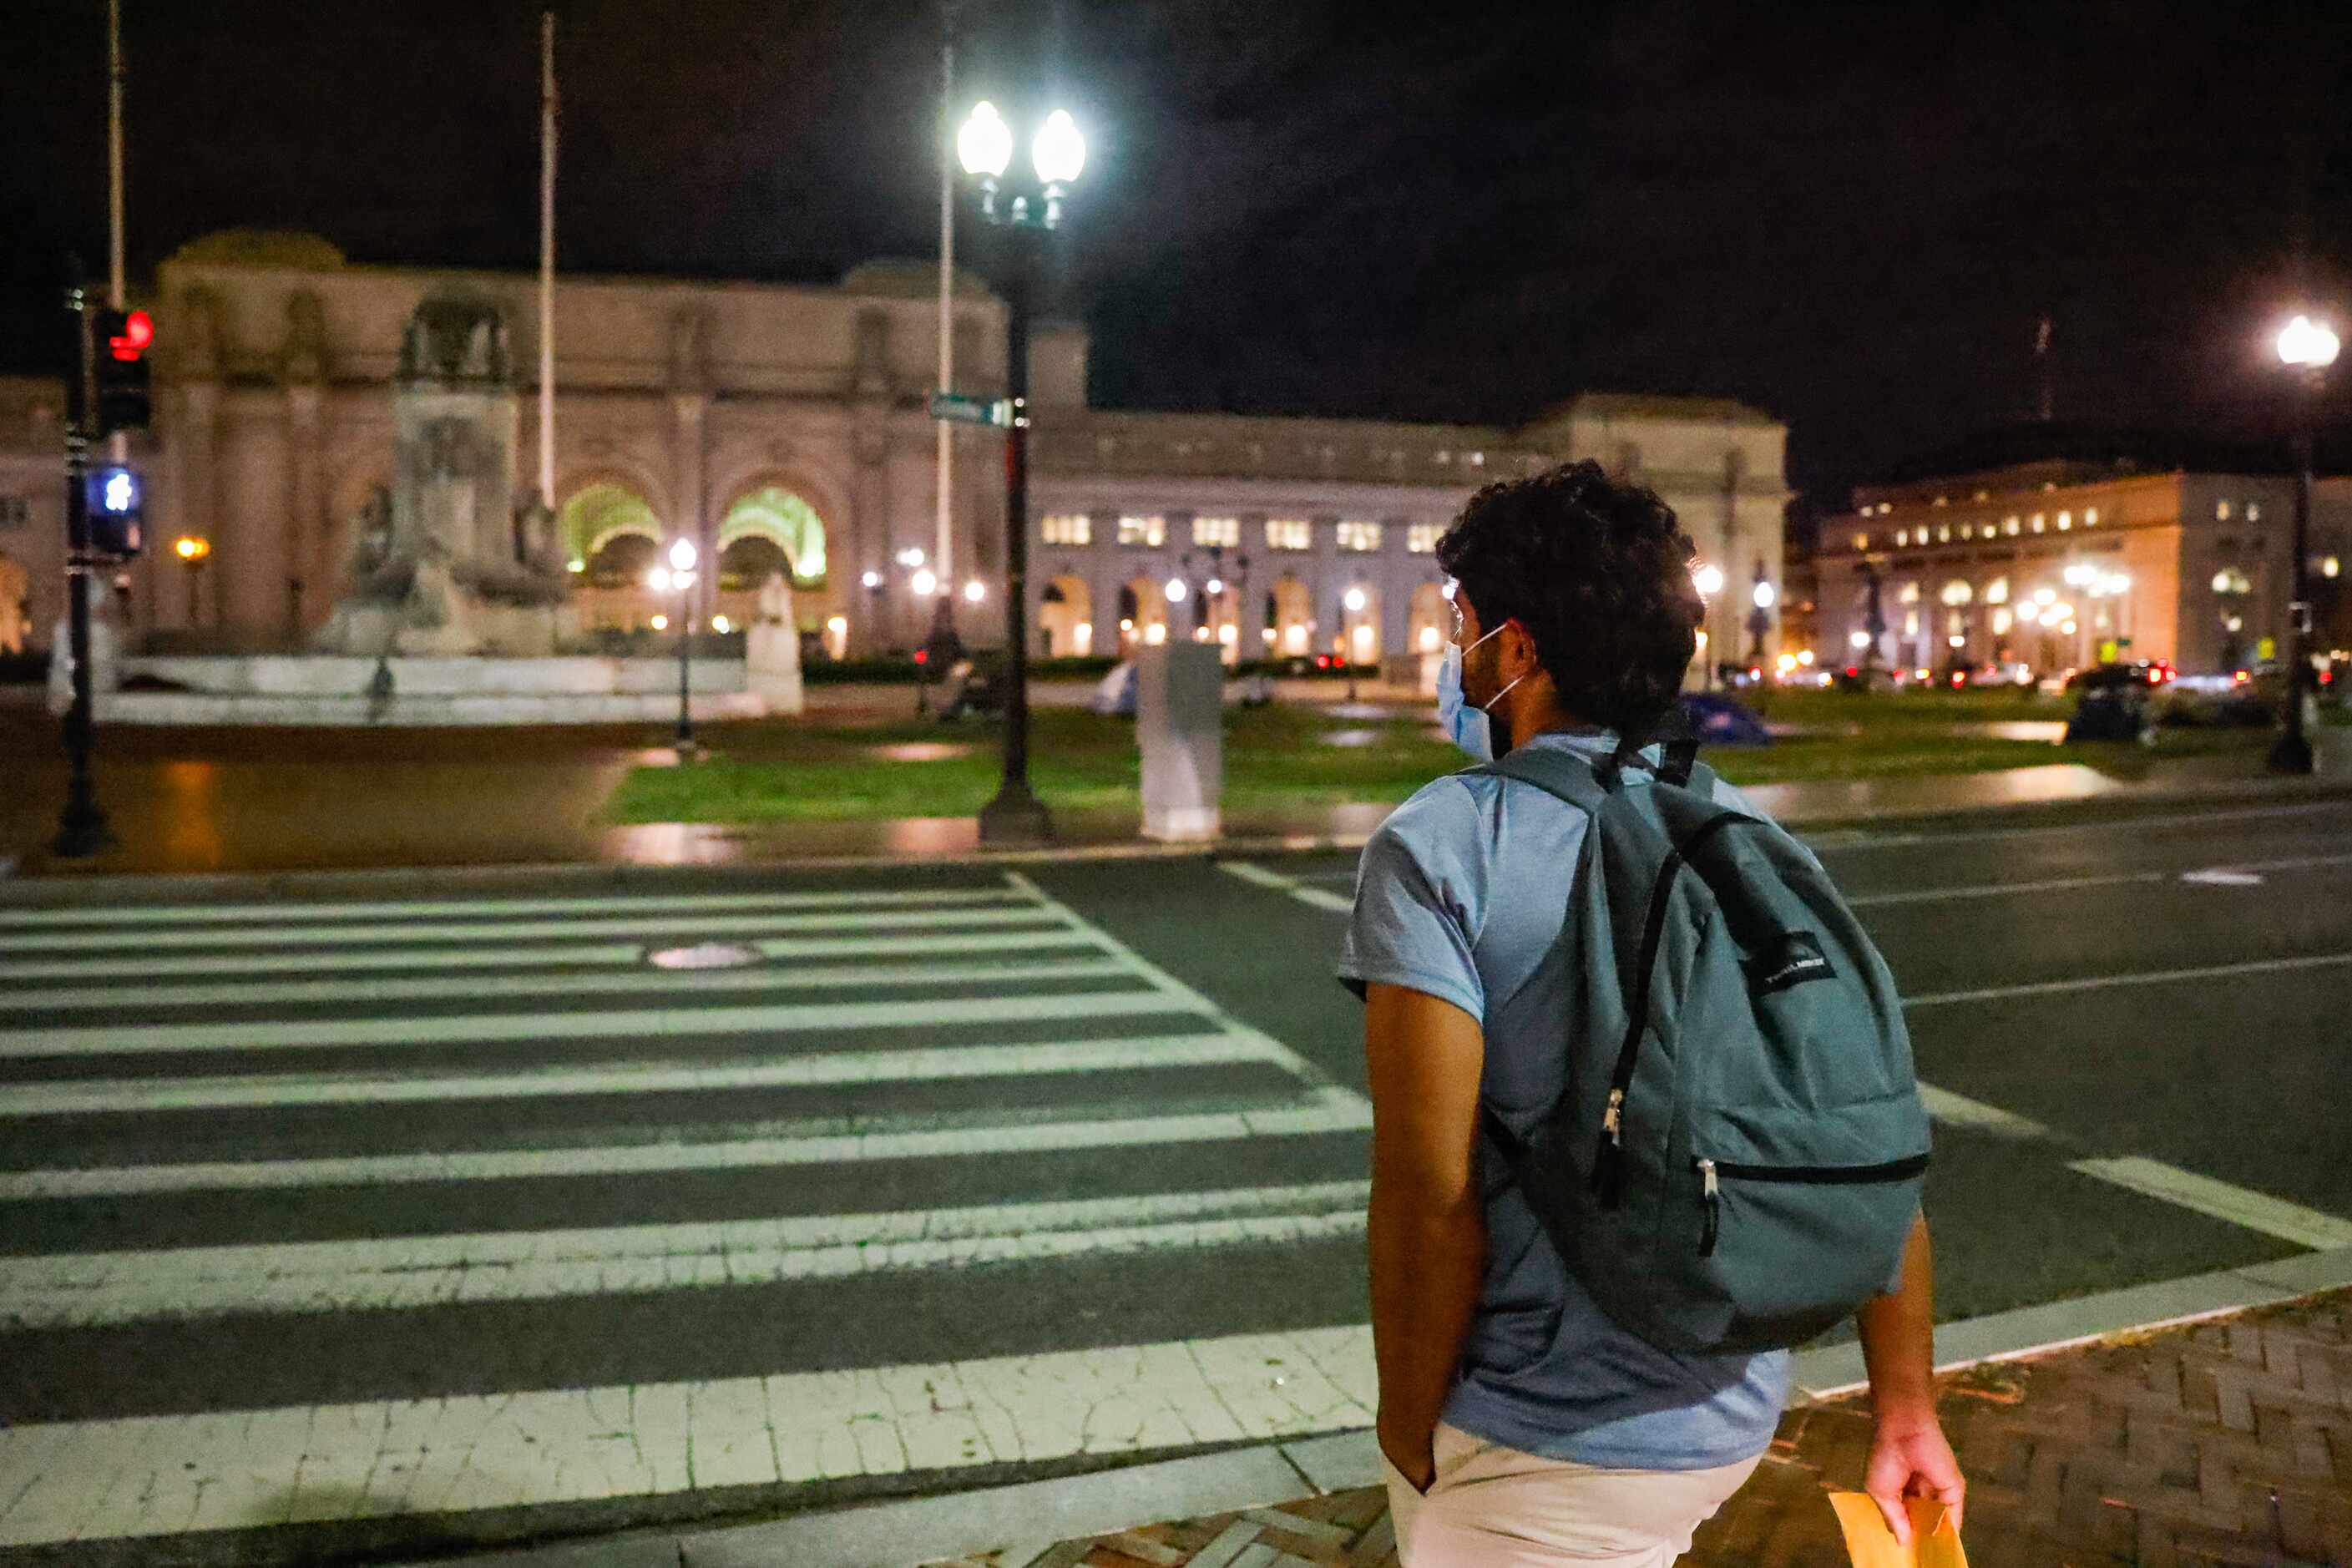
[746,570,806,716]
[313,292,576,656]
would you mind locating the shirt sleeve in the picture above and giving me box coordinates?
[1336,779,1490,1019]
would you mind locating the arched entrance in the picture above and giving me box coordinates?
[719,485,837,651]
[1040,574,1092,659]
[0,551,28,654]
[1270,576,1313,657]
[1120,575,1166,655]
[559,483,664,631]
[1407,581,1449,657]
[1341,584,1383,665]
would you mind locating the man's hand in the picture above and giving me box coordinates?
[1864,1409,1965,1545]
[1377,1414,1435,1495]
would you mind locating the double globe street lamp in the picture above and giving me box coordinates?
[958,98,1085,844]
[2272,312,2339,774]
[647,536,699,755]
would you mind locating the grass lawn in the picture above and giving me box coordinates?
[604,691,2278,825]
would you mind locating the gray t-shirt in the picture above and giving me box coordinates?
[1339,730,1789,1470]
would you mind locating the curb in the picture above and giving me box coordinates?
[398,1247,2352,1568]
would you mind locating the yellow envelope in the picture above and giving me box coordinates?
[1826,1490,1969,1568]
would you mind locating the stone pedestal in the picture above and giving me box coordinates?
[745,572,806,716]
[1137,643,1223,842]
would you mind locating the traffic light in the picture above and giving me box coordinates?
[85,464,146,556]
[93,307,153,437]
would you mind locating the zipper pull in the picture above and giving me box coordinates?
[1697,1158,1720,1257]
[1589,1089,1629,1208]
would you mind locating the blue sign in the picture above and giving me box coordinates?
[91,466,142,516]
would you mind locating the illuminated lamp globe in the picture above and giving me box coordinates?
[1752,580,1777,610]
[1165,577,1188,603]
[1692,564,1726,597]
[911,568,938,597]
[1032,109,1086,185]
[668,538,698,574]
[959,102,1013,180]
[2278,314,2342,370]
[1343,586,1368,614]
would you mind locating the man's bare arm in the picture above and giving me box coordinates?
[1856,1211,1965,1543]
[1364,981,1487,1491]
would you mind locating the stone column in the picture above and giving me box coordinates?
[670,392,710,619]
[283,291,329,640]
[175,381,220,634]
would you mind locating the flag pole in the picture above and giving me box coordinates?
[538,8,559,508]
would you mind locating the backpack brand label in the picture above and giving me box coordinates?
[1754,931,1834,992]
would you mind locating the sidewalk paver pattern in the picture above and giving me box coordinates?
[926,1293,2352,1568]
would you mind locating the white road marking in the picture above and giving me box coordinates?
[1808,797,2352,852]
[0,886,1024,929]
[0,903,1067,956]
[0,1181,1373,1327]
[2181,867,2266,887]
[1852,871,2169,907]
[1218,860,1353,913]
[0,1324,1378,1547]
[1915,1083,2058,1141]
[23,954,1130,1014]
[1904,949,2352,1009]
[3,986,1192,1060]
[0,1088,1376,1200]
[1,1033,1287,1118]
[1004,872,1364,1102]
[0,927,1100,983]
[2066,1158,2352,1249]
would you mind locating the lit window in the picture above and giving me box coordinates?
[1903,610,1920,637]
[2005,515,2021,535]
[1337,520,1384,553]
[1406,523,1443,554]
[1041,513,1091,546]
[2212,568,2253,595]
[1932,495,1950,507]
[1266,518,1313,551]
[2031,514,2046,534]
[1895,529,1909,547]
[1960,524,1975,539]
[1940,580,1974,606]
[2217,501,2232,521]
[1899,581,1920,604]
[2056,511,2071,531]
[2085,507,2101,526]
[2324,556,2342,579]
[1985,578,2009,604]
[1117,513,1166,548]
[2246,503,2260,523]
[1936,525,1950,543]
[1191,515,1240,548]
[1992,608,2013,635]
[1854,534,1870,552]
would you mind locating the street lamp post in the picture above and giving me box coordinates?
[173,534,210,625]
[2272,313,2338,774]
[1343,584,1368,702]
[653,537,699,755]
[959,99,1085,845]
[1692,562,1726,691]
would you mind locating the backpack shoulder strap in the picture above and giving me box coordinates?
[1481,743,1615,817]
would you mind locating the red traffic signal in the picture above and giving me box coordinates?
[104,309,154,362]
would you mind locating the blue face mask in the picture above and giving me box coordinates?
[1435,622,1525,762]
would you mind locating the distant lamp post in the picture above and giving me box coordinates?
[2272,311,2339,773]
[1748,570,1776,665]
[959,95,1087,844]
[172,534,210,625]
[658,536,699,754]
[1343,585,1369,701]
[1692,562,1726,690]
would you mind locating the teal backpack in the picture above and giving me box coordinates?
[1475,739,1930,1356]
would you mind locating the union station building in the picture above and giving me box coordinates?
[0,231,1790,670]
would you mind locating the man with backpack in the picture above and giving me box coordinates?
[1343,463,1963,1565]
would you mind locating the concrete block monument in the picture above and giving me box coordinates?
[1137,642,1223,842]
[746,571,806,715]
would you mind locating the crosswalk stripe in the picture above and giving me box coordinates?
[0,1181,1373,1327]
[0,905,1070,956]
[0,1033,1287,1117]
[21,954,1130,1014]
[0,1087,1376,1199]
[0,886,1024,929]
[0,1324,1378,1547]
[3,986,1194,1059]
[0,927,1101,984]
[2066,1157,2352,1249]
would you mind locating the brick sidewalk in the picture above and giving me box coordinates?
[927,1292,2352,1568]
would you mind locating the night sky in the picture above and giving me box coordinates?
[5,0,2349,512]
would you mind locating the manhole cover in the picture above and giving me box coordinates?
[644,941,766,970]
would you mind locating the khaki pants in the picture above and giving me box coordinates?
[1381,1422,1763,1567]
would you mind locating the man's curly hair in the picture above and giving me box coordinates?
[1435,460,1704,744]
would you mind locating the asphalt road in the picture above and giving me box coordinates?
[3,794,2349,1564]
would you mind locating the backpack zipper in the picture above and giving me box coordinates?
[1691,1152,1929,1258]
